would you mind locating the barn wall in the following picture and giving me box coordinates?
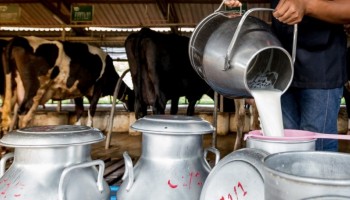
[29,106,349,135]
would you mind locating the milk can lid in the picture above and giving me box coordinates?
[0,125,105,147]
[131,115,214,135]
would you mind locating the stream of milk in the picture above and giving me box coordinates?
[250,89,284,137]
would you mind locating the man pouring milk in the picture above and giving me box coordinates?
[224,0,350,151]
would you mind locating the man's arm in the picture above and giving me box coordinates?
[224,0,350,25]
[273,0,350,25]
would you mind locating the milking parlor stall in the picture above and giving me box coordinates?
[1,1,350,200]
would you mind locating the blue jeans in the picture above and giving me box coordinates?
[281,87,343,151]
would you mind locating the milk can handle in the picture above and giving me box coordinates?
[58,160,105,200]
[224,7,298,70]
[0,152,14,177]
[204,147,220,166]
[121,151,134,192]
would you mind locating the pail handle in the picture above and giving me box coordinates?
[0,152,14,177]
[245,129,350,141]
[58,160,105,200]
[204,147,220,167]
[121,151,134,192]
[224,7,298,71]
[215,0,243,14]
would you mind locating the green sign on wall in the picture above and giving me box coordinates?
[71,5,93,22]
[0,4,21,22]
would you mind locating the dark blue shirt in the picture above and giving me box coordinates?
[271,0,347,89]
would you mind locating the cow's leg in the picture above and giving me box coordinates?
[86,110,93,127]
[87,95,101,127]
[9,103,19,131]
[143,39,166,116]
[1,70,13,133]
[186,99,197,116]
[186,94,204,116]
[134,98,147,119]
[170,97,179,115]
[74,97,84,126]
[12,47,49,129]
[152,93,166,115]
[18,98,37,128]
[152,100,165,115]
[234,99,246,151]
[134,103,142,119]
[149,94,163,115]
[17,82,48,128]
[141,103,148,118]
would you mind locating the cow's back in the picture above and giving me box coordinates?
[62,41,106,95]
[142,29,212,103]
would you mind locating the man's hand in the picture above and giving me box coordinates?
[224,0,242,7]
[273,0,308,25]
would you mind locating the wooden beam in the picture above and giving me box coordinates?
[39,0,70,24]
[38,0,88,36]
[61,0,71,11]
[155,0,180,33]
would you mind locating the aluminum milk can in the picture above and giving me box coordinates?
[0,125,110,200]
[264,151,350,199]
[117,115,219,200]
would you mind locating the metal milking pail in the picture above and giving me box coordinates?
[263,151,350,199]
[116,115,220,200]
[189,4,296,98]
[0,125,110,200]
[245,129,316,154]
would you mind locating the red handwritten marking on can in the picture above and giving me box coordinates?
[167,171,203,190]
[219,181,248,200]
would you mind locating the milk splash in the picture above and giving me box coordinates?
[251,89,284,137]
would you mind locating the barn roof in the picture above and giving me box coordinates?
[0,0,271,47]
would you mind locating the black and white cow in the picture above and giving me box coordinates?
[1,36,134,132]
[125,28,213,119]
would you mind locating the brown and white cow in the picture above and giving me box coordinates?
[1,36,134,133]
